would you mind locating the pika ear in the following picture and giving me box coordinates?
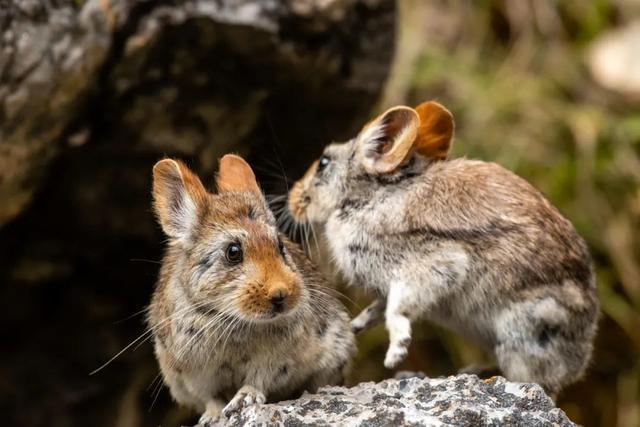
[413,101,454,159]
[358,106,420,174]
[216,154,261,194]
[152,159,207,239]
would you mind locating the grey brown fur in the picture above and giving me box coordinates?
[149,156,355,425]
[288,102,599,396]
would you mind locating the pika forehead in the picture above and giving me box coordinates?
[324,143,341,154]
[240,220,280,248]
[189,194,275,251]
[215,193,260,216]
[197,215,278,245]
[323,141,351,157]
[199,191,271,224]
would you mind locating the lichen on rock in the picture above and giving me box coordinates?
[202,374,576,427]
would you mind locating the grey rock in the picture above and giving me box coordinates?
[207,374,576,427]
[0,1,394,425]
[0,0,394,226]
[0,0,105,225]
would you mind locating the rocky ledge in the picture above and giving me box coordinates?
[206,374,575,427]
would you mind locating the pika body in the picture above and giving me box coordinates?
[287,101,599,397]
[149,155,355,425]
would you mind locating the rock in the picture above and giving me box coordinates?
[0,0,108,225]
[0,0,394,227]
[209,375,576,427]
[0,1,395,425]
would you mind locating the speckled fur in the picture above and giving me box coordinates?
[149,157,355,424]
[288,102,599,396]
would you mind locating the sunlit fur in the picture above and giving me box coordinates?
[149,159,355,424]
[288,143,352,224]
[288,104,599,397]
[184,204,302,322]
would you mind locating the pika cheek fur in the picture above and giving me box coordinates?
[288,101,599,397]
[149,155,355,425]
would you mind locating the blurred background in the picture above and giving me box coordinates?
[1,0,638,426]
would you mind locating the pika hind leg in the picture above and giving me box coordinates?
[384,281,414,369]
[495,339,564,399]
[494,297,590,397]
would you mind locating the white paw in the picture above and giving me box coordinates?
[351,315,368,333]
[198,400,225,426]
[222,386,266,417]
[384,340,410,369]
[198,412,219,427]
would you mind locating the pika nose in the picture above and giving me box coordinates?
[270,289,288,312]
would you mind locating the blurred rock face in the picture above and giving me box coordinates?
[0,0,394,226]
[0,1,394,426]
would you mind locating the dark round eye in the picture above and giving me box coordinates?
[225,242,243,264]
[317,155,330,172]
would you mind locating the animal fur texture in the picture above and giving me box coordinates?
[149,155,355,425]
[287,101,599,396]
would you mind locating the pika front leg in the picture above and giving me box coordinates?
[222,385,266,417]
[198,399,226,426]
[351,298,385,333]
[384,281,413,369]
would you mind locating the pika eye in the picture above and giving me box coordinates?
[317,155,330,172]
[225,242,243,264]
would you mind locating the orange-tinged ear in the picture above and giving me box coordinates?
[358,106,420,174]
[216,154,261,194]
[152,159,207,239]
[414,101,454,159]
